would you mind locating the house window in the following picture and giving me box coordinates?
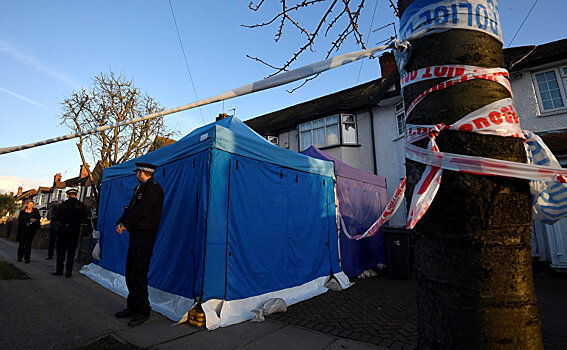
[341,114,357,145]
[299,114,357,151]
[533,68,567,112]
[395,102,406,136]
[57,190,62,200]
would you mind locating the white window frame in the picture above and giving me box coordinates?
[299,114,360,151]
[299,115,341,151]
[532,67,567,114]
[395,102,406,137]
[340,114,358,145]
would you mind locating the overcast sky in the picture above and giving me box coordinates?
[1,0,565,194]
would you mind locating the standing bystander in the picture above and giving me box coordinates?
[16,200,40,263]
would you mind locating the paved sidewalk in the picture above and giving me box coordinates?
[269,269,567,350]
[269,276,417,350]
[1,237,565,349]
[0,238,386,350]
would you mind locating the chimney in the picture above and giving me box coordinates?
[379,51,397,79]
[17,187,23,197]
[53,173,62,186]
[80,164,89,179]
[216,113,230,121]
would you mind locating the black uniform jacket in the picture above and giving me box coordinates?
[56,197,89,228]
[118,177,164,232]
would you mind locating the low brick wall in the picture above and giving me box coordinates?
[78,236,96,265]
[33,227,50,249]
[0,222,12,238]
[2,222,94,262]
[1,222,51,249]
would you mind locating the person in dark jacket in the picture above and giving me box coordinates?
[17,200,41,263]
[114,162,164,327]
[52,189,89,278]
[45,200,62,260]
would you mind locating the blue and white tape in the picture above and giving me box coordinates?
[396,0,503,74]
[400,0,502,43]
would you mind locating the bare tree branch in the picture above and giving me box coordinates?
[388,0,399,17]
[248,0,265,11]
[246,54,287,71]
[245,0,372,90]
[286,74,320,93]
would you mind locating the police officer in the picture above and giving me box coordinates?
[52,189,89,277]
[114,162,164,327]
[46,200,62,260]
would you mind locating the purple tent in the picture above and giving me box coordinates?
[302,146,388,278]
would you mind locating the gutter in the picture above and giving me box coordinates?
[368,107,378,175]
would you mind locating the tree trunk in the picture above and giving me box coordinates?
[398,1,543,348]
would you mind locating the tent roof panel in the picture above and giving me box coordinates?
[102,117,334,182]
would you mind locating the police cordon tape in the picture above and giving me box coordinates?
[399,0,503,45]
[399,0,567,228]
[0,41,406,155]
[340,178,406,240]
[401,61,567,228]
[340,0,567,239]
[402,65,512,117]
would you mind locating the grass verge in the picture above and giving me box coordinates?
[0,261,28,280]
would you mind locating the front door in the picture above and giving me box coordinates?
[546,217,567,268]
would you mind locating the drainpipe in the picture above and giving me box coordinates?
[368,107,378,175]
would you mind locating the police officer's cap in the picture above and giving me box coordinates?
[134,162,157,173]
[66,188,78,195]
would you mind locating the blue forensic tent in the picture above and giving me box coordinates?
[302,146,388,278]
[81,117,350,329]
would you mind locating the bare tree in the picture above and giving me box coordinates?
[60,70,176,207]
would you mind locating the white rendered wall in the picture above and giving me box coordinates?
[371,101,407,227]
[510,60,567,133]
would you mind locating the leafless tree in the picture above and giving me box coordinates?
[60,70,176,206]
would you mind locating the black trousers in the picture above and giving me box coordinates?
[125,230,157,316]
[17,229,37,261]
[56,226,80,273]
[47,223,58,258]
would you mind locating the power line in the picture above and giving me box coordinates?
[168,0,206,123]
[507,0,539,47]
[355,0,379,85]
